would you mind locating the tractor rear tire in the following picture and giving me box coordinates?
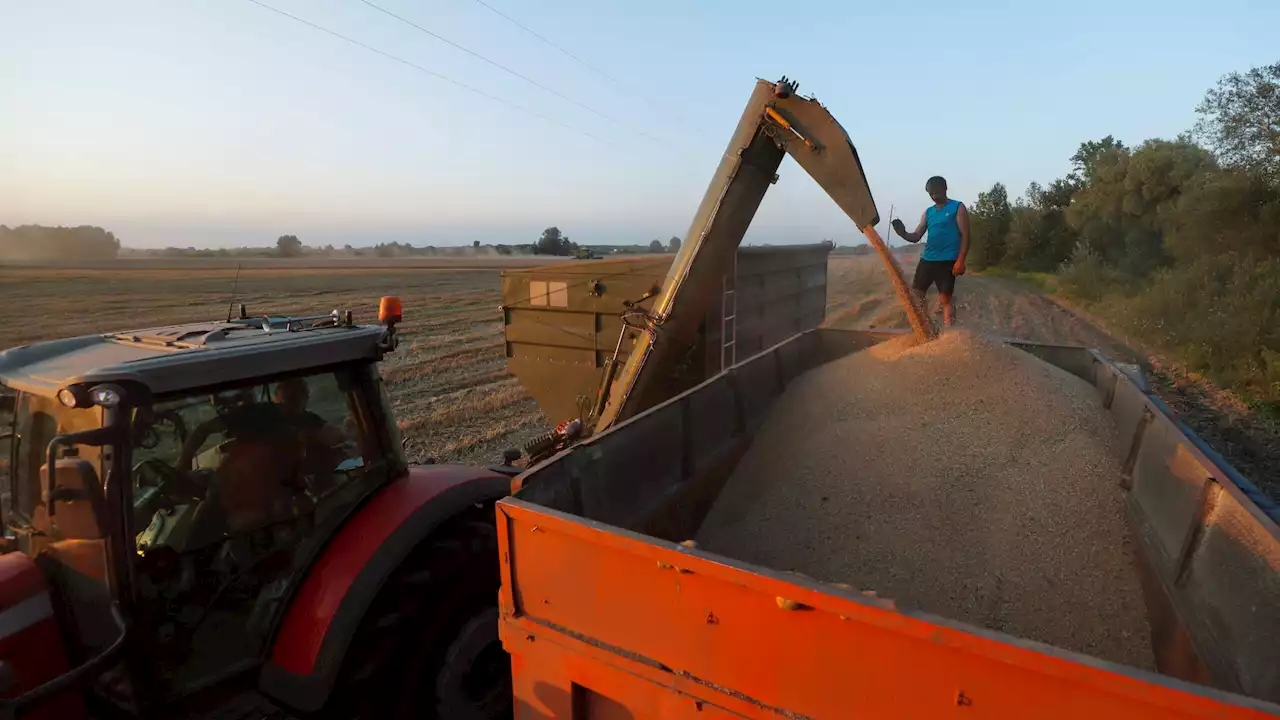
[327,503,511,720]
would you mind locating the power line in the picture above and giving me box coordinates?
[356,0,670,149]
[244,0,602,142]
[466,0,709,136]
[470,0,626,93]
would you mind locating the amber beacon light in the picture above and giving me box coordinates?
[379,296,403,326]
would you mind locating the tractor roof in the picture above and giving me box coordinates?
[0,315,389,399]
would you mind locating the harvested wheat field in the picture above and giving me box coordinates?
[695,329,1155,669]
[0,260,564,466]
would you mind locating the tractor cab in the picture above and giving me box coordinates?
[0,303,407,717]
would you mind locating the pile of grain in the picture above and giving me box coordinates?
[695,329,1154,669]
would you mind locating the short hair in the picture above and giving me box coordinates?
[275,377,310,402]
[926,176,947,191]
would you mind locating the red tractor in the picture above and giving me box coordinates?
[0,301,516,719]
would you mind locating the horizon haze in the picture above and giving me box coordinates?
[3,0,1277,249]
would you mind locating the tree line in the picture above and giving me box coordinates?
[269,228,684,258]
[0,225,121,261]
[0,224,683,261]
[966,60,1280,409]
[530,227,680,256]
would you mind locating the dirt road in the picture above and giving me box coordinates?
[824,255,1279,503]
[824,256,1139,362]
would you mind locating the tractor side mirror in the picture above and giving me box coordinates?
[43,425,114,519]
[39,459,105,540]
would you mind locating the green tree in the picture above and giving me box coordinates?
[276,234,303,257]
[649,239,664,253]
[534,227,575,256]
[1194,62,1280,182]
[966,182,1012,270]
[473,240,481,248]
[1002,180,1079,272]
[1070,135,1127,184]
[1159,166,1280,264]
[668,236,682,253]
[1067,139,1214,275]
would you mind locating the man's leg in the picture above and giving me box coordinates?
[937,265,958,327]
[939,293,954,326]
[910,261,932,316]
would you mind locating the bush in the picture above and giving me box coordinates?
[1121,253,1280,402]
[1057,241,1132,301]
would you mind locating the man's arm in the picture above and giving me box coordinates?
[953,204,970,275]
[301,411,348,447]
[318,424,347,448]
[892,211,929,243]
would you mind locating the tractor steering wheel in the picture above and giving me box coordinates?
[133,457,207,504]
[132,458,186,533]
[134,409,188,451]
[134,458,181,489]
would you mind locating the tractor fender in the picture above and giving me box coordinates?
[258,464,510,713]
[0,552,88,720]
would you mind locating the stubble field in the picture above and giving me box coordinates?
[0,258,569,466]
[0,253,1149,469]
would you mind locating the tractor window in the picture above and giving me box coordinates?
[131,368,375,553]
[3,391,101,527]
[128,367,386,692]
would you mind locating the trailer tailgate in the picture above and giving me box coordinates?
[496,497,1277,719]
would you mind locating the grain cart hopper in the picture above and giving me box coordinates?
[496,78,1280,717]
[500,242,834,433]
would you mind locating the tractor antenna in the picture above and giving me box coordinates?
[226,264,243,322]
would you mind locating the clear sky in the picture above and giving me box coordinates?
[2,0,1277,249]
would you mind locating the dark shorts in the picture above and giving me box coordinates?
[912,259,957,295]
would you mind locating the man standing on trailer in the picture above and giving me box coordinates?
[892,176,969,327]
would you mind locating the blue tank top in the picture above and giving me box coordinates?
[923,199,962,261]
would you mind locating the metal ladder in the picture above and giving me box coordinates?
[720,263,737,372]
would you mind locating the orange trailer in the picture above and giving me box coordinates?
[497,328,1280,718]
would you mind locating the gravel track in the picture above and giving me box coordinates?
[823,257,1141,363]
